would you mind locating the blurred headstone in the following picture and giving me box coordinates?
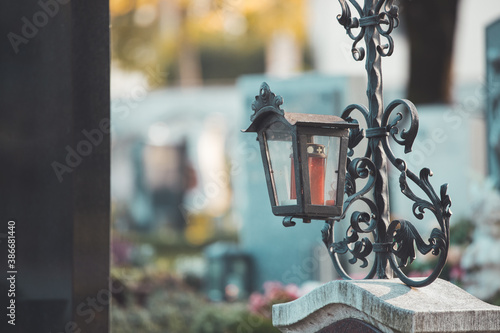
[130,140,191,231]
[459,19,500,301]
[486,18,500,189]
[461,183,500,300]
[204,242,253,302]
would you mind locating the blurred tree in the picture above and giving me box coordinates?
[110,0,307,86]
[401,0,460,104]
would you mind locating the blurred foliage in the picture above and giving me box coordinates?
[111,266,282,333]
[190,304,277,333]
[192,39,266,82]
[110,0,307,85]
[248,281,298,321]
[110,0,307,42]
[112,288,203,332]
[123,224,237,254]
[449,218,474,246]
[491,291,500,306]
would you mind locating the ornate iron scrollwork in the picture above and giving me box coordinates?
[337,0,399,61]
[321,0,452,287]
[386,164,451,287]
[322,155,379,280]
[323,101,451,286]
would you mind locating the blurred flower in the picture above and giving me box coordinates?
[249,281,299,319]
[408,269,433,278]
[111,238,133,266]
[449,265,465,282]
[249,293,268,315]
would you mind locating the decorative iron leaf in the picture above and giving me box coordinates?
[429,228,447,256]
[440,183,452,217]
[348,238,373,268]
[327,226,373,269]
[346,228,359,243]
[399,170,435,220]
[331,240,349,255]
[388,220,434,268]
[337,0,352,27]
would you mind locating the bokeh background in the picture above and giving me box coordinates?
[109,1,500,332]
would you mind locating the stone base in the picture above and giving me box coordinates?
[272,279,500,333]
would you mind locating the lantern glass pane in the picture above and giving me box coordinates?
[264,126,296,206]
[308,135,341,206]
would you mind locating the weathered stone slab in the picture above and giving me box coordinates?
[272,279,500,333]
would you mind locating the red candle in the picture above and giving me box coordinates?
[289,144,327,205]
[308,144,326,205]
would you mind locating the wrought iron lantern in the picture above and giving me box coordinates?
[243,0,453,288]
[243,83,358,226]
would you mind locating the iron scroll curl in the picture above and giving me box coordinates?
[321,156,379,280]
[385,161,451,287]
[380,99,450,287]
[337,0,400,61]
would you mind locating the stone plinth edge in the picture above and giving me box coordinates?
[272,279,500,333]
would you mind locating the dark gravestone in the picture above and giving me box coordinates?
[0,1,109,332]
[486,19,500,189]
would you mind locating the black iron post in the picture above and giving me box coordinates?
[362,0,392,279]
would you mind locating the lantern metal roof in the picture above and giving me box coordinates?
[283,113,358,128]
[243,82,357,133]
[243,112,357,133]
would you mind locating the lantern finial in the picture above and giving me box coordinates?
[251,82,284,122]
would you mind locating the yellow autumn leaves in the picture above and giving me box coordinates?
[110,0,306,42]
